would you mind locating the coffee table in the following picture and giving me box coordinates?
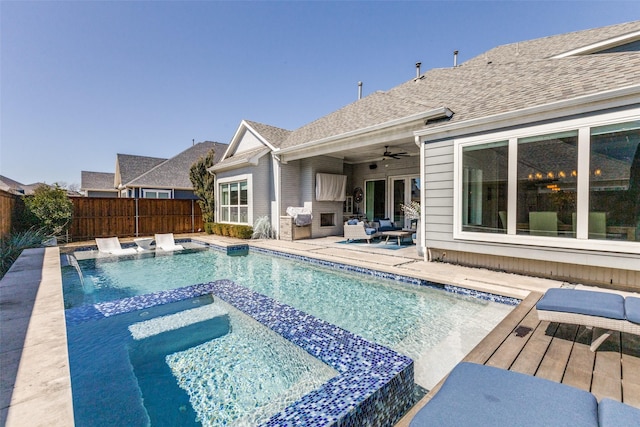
[381,230,413,246]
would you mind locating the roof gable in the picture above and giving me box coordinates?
[116,154,167,187]
[126,141,227,189]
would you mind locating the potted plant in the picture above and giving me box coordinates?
[401,201,424,256]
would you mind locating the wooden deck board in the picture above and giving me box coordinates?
[535,323,578,382]
[485,306,540,369]
[591,330,622,402]
[561,325,596,391]
[509,319,556,376]
[395,291,640,427]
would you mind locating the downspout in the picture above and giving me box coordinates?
[418,135,430,262]
[135,193,139,237]
[273,153,282,238]
[211,172,217,224]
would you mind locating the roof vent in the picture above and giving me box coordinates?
[415,62,421,78]
[358,81,363,100]
[453,50,459,67]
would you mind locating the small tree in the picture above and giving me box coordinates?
[190,148,217,223]
[23,184,73,236]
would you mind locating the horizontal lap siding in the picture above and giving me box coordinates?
[424,141,455,244]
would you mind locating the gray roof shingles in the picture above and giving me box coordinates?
[271,20,640,149]
[117,154,167,185]
[81,171,116,191]
[127,141,227,188]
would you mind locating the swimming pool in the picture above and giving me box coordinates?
[63,244,515,425]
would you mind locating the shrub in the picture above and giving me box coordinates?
[23,184,73,236]
[206,223,253,239]
[0,228,49,278]
[204,222,215,234]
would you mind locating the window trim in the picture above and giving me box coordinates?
[142,189,172,199]
[217,174,252,225]
[453,107,640,254]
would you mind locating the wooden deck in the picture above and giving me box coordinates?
[396,291,640,426]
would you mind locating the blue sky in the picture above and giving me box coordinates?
[1,1,638,188]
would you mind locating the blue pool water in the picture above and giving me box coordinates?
[63,246,514,425]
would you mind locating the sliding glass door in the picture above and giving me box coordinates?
[392,176,420,229]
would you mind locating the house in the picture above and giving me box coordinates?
[211,21,640,289]
[0,175,49,195]
[80,172,119,198]
[81,141,227,199]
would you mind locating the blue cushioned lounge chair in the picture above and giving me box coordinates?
[536,288,640,351]
[409,362,640,427]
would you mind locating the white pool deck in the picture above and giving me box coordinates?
[0,233,566,426]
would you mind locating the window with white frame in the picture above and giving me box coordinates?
[142,189,171,199]
[456,114,639,244]
[219,180,248,224]
[462,141,508,234]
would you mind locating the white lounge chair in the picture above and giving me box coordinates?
[154,233,184,251]
[536,288,640,351]
[95,237,138,256]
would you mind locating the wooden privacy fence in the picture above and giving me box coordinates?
[69,198,204,241]
[0,190,21,237]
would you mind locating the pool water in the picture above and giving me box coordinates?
[66,295,337,427]
[63,246,514,424]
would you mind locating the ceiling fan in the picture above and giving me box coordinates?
[382,146,409,160]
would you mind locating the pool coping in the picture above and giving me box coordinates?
[66,280,415,426]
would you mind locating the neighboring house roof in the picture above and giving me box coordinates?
[80,171,117,192]
[127,141,227,189]
[0,175,47,195]
[116,154,168,187]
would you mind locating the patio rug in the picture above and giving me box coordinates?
[336,239,413,250]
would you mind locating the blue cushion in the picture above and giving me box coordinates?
[378,219,392,229]
[347,219,358,225]
[598,398,640,426]
[536,288,625,320]
[625,297,640,324]
[365,227,377,235]
[409,362,598,427]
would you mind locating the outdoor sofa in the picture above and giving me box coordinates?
[343,220,379,243]
[409,362,640,427]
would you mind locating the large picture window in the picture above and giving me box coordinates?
[219,180,248,224]
[589,121,640,242]
[516,131,578,238]
[462,141,508,233]
[455,111,640,247]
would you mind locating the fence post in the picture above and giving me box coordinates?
[135,197,139,237]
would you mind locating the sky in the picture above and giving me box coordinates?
[1,1,638,188]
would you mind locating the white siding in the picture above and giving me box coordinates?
[215,154,273,224]
[235,130,265,153]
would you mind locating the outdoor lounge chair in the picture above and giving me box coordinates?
[536,288,640,351]
[95,237,138,255]
[154,233,184,251]
[409,362,640,427]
